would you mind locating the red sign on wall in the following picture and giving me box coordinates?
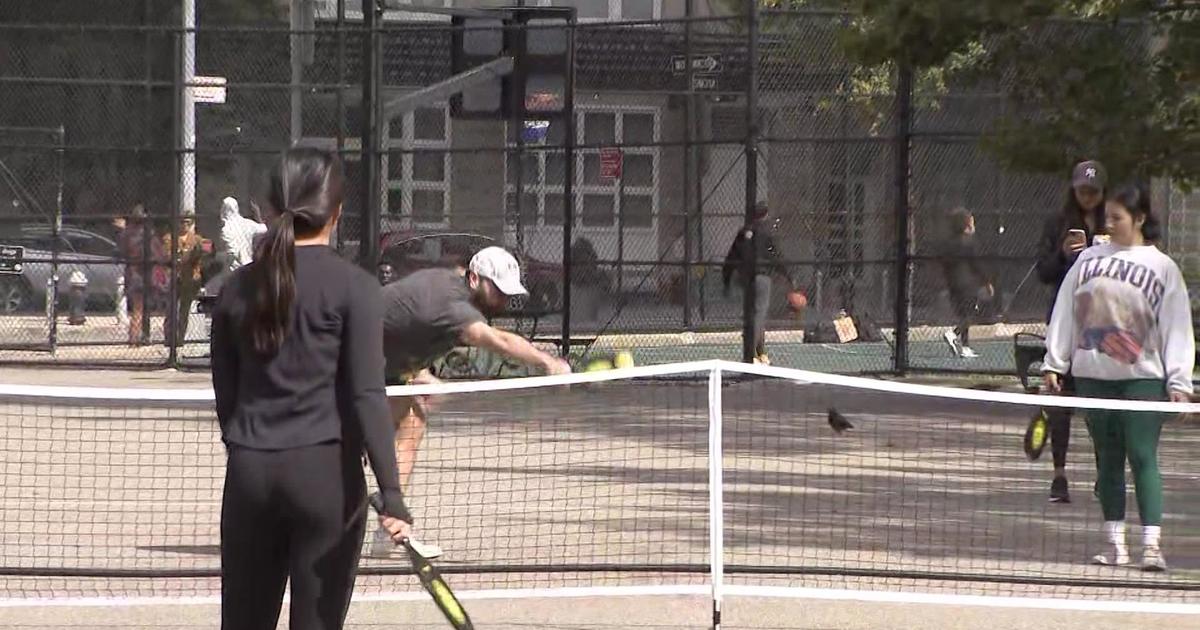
[599,147,623,181]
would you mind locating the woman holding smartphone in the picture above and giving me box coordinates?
[1042,182,1193,571]
[1033,159,1108,504]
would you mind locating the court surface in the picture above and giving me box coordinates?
[2,371,1197,628]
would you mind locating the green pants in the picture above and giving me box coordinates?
[1075,378,1167,526]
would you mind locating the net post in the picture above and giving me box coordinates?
[706,364,724,629]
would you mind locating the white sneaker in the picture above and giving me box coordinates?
[942,331,961,357]
[1142,547,1167,572]
[367,524,395,558]
[959,347,979,359]
[1091,521,1131,566]
[406,536,444,559]
[1091,546,1131,566]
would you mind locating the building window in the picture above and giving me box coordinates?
[504,107,658,231]
[316,0,659,22]
[386,105,452,227]
[315,0,454,22]
[537,0,661,21]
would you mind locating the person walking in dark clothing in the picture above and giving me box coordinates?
[1033,159,1108,504]
[115,204,167,346]
[940,207,993,359]
[722,201,796,365]
[210,149,412,630]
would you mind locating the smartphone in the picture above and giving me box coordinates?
[1068,229,1086,241]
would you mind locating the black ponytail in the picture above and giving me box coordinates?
[250,149,345,356]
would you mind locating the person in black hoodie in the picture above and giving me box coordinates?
[940,207,993,359]
[1033,159,1108,504]
[722,201,796,364]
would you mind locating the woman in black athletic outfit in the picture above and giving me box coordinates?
[210,149,412,630]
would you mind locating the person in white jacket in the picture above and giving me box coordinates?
[1043,182,1194,572]
[218,196,267,272]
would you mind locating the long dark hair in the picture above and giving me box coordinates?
[251,149,345,355]
[1108,182,1161,243]
[1062,179,1106,231]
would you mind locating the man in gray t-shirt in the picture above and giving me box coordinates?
[381,266,487,379]
[370,246,570,559]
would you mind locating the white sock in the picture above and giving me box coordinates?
[1143,525,1162,549]
[1104,521,1128,547]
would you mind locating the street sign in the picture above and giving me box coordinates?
[691,76,718,91]
[192,76,227,104]
[599,147,623,181]
[0,245,24,275]
[522,120,551,144]
[671,54,723,75]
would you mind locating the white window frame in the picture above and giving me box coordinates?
[522,0,663,22]
[385,104,452,229]
[504,105,660,231]
[316,0,661,22]
[315,0,454,22]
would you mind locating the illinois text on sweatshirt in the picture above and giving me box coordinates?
[1043,243,1194,395]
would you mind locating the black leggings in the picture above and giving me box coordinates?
[221,442,368,630]
[1047,407,1072,470]
[949,290,975,347]
[1047,374,1076,471]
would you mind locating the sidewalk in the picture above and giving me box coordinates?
[0,366,211,389]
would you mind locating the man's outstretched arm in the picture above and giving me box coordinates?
[459,321,571,375]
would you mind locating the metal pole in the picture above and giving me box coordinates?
[514,56,527,256]
[48,127,64,354]
[740,0,759,364]
[893,64,913,374]
[560,18,577,358]
[290,0,303,144]
[181,0,195,219]
[696,119,705,322]
[682,0,694,328]
[361,0,382,271]
[170,28,184,366]
[140,0,154,346]
[335,0,346,251]
[617,174,625,293]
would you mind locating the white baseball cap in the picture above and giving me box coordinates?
[468,246,527,296]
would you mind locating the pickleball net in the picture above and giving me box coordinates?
[1,361,1198,615]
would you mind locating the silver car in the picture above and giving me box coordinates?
[0,225,124,313]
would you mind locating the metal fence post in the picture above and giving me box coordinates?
[682,0,694,329]
[893,63,913,374]
[560,17,577,359]
[740,0,760,364]
[168,27,183,367]
[335,0,347,251]
[360,0,383,272]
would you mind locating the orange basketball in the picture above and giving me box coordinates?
[787,290,807,312]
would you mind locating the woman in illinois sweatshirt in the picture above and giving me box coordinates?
[1042,182,1194,572]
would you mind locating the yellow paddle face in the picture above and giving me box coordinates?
[1030,417,1047,448]
[429,577,468,626]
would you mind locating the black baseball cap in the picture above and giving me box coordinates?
[1072,160,1107,190]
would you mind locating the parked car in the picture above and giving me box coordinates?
[0,225,123,314]
[379,230,564,312]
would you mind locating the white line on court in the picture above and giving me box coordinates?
[2,584,1196,615]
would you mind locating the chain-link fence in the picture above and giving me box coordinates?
[0,4,1193,375]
